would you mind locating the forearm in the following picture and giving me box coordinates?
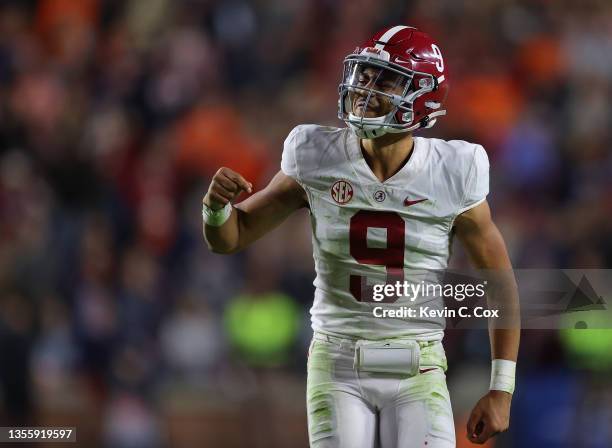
[203,206,240,254]
[203,201,296,254]
[489,328,519,361]
[202,170,307,255]
[486,270,520,361]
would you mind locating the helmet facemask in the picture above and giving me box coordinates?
[338,54,444,138]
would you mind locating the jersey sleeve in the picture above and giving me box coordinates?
[458,144,489,214]
[280,126,300,181]
[280,124,346,190]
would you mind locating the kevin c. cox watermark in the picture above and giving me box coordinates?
[371,280,500,319]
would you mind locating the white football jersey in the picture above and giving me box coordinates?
[281,125,489,341]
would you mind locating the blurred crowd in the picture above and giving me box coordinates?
[0,0,611,447]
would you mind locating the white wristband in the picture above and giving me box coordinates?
[490,359,516,394]
[202,202,232,227]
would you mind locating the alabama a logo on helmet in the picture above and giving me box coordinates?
[331,180,353,205]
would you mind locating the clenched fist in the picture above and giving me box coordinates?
[467,390,512,444]
[204,167,253,210]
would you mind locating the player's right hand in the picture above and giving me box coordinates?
[204,167,253,211]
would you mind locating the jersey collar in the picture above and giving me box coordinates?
[345,129,428,187]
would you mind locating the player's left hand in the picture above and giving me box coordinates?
[466,390,512,444]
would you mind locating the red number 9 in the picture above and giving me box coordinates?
[349,210,405,302]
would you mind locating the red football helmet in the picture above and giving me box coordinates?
[339,25,449,138]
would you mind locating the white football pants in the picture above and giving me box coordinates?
[307,332,455,448]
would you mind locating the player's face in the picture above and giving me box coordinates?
[349,65,407,118]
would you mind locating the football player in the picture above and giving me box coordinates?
[203,25,520,447]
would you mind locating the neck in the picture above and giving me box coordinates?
[360,132,414,182]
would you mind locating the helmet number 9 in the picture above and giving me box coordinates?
[431,44,444,72]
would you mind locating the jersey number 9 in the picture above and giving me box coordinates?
[349,210,405,302]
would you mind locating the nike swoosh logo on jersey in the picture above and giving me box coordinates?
[404,198,427,206]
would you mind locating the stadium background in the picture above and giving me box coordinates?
[0,0,611,446]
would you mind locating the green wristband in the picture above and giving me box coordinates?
[202,202,232,227]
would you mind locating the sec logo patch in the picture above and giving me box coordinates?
[331,180,354,204]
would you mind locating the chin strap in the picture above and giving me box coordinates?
[348,109,447,138]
